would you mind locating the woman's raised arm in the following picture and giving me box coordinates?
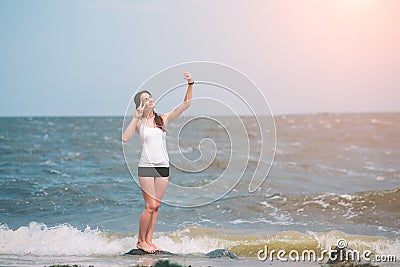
[163,72,194,124]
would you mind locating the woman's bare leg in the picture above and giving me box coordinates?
[137,176,158,253]
[145,177,168,251]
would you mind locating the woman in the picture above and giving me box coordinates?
[122,72,194,253]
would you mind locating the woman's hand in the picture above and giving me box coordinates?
[135,100,144,119]
[182,72,193,83]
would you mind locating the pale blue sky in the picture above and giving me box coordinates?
[1,0,399,116]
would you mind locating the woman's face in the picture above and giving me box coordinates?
[140,92,155,109]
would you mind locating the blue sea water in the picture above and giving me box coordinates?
[0,117,135,233]
[0,114,399,265]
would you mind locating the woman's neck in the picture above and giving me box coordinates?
[143,109,155,118]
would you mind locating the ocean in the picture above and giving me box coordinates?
[0,113,399,266]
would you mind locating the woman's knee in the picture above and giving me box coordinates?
[145,201,160,213]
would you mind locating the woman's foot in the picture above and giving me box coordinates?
[149,242,162,252]
[136,241,156,253]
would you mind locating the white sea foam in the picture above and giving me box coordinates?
[0,223,230,256]
[0,222,133,256]
[1,222,399,259]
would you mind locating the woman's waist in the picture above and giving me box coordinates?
[138,160,169,167]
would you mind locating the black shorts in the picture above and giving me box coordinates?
[138,167,169,177]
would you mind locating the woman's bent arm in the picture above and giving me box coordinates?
[123,99,144,142]
[122,116,141,142]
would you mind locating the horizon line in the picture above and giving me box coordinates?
[0,111,399,119]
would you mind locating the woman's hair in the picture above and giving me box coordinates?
[134,90,165,131]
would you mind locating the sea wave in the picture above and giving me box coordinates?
[260,188,400,229]
[0,223,398,258]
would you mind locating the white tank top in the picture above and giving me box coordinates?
[138,124,169,167]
